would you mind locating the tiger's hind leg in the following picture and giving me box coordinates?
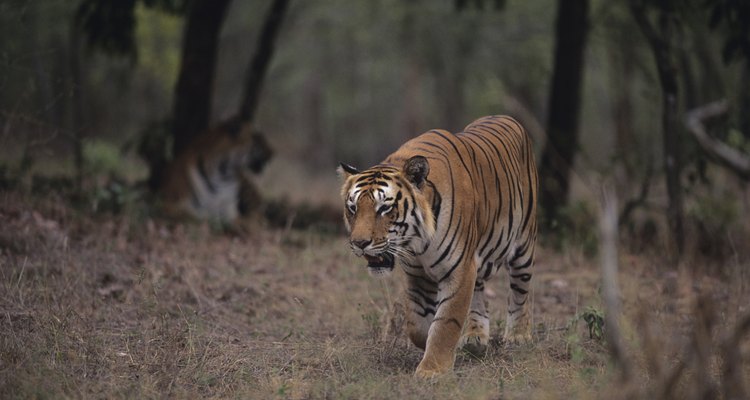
[404,273,437,350]
[459,279,490,357]
[503,248,534,344]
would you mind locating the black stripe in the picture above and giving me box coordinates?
[510,273,532,282]
[510,283,528,295]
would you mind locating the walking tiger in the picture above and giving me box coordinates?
[339,115,538,378]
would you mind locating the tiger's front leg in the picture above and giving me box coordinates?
[405,273,438,350]
[414,262,476,378]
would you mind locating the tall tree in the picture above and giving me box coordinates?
[171,0,233,156]
[538,0,589,229]
[631,0,685,255]
[239,0,290,123]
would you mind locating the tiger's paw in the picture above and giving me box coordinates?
[414,357,452,379]
[459,332,489,357]
[414,365,449,379]
[502,331,532,346]
[503,312,532,345]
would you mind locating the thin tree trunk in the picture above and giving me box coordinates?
[171,0,232,156]
[539,0,589,228]
[238,0,290,123]
[609,35,636,179]
[631,2,685,255]
[69,21,86,195]
[739,62,750,140]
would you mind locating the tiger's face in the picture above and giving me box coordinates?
[338,156,436,276]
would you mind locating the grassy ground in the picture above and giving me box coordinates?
[1,189,749,399]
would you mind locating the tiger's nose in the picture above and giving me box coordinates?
[351,239,371,249]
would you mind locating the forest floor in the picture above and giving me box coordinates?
[1,189,749,399]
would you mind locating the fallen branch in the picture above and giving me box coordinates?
[685,99,750,180]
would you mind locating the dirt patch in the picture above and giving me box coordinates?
[1,190,748,399]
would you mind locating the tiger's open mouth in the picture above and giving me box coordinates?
[364,253,395,270]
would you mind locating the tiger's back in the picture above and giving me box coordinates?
[387,115,538,282]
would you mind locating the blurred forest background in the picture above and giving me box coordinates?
[1,0,749,254]
[2,0,750,397]
[1,0,749,257]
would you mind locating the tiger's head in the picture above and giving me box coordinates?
[338,156,437,276]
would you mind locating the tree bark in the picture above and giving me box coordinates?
[539,0,589,228]
[739,62,750,140]
[631,2,685,255]
[239,0,290,123]
[171,0,232,156]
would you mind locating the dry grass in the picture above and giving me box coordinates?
[1,189,748,399]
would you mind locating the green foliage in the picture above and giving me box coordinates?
[546,201,599,257]
[726,128,750,153]
[687,191,740,257]
[76,0,188,58]
[82,139,146,214]
[689,192,738,232]
[91,180,142,214]
[276,381,290,397]
[83,139,122,177]
[134,3,183,89]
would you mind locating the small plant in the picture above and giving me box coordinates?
[91,180,141,214]
[581,307,604,341]
[358,303,381,341]
[276,381,290,397]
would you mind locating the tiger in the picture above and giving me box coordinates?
[338,115,538,378]
[159,119,272,223]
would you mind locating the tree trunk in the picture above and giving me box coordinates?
[171,0,232,156]
[631,2,685,255]
[539,0,589,228]
[739,62,750,140]
[608,31,636,179]
[69,20,86,195]
[239,0,290,123]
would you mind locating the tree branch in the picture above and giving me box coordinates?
[685,99,750,180]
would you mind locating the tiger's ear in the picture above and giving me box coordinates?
[403,156,429,189]
[337,162,359,179]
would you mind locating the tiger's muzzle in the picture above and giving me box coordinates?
[349,240,396,271]
[363,253,395,270]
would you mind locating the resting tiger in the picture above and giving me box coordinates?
[159,119,272,223]
[339,115,538,378]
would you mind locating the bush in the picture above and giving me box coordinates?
[543,201,599,257]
